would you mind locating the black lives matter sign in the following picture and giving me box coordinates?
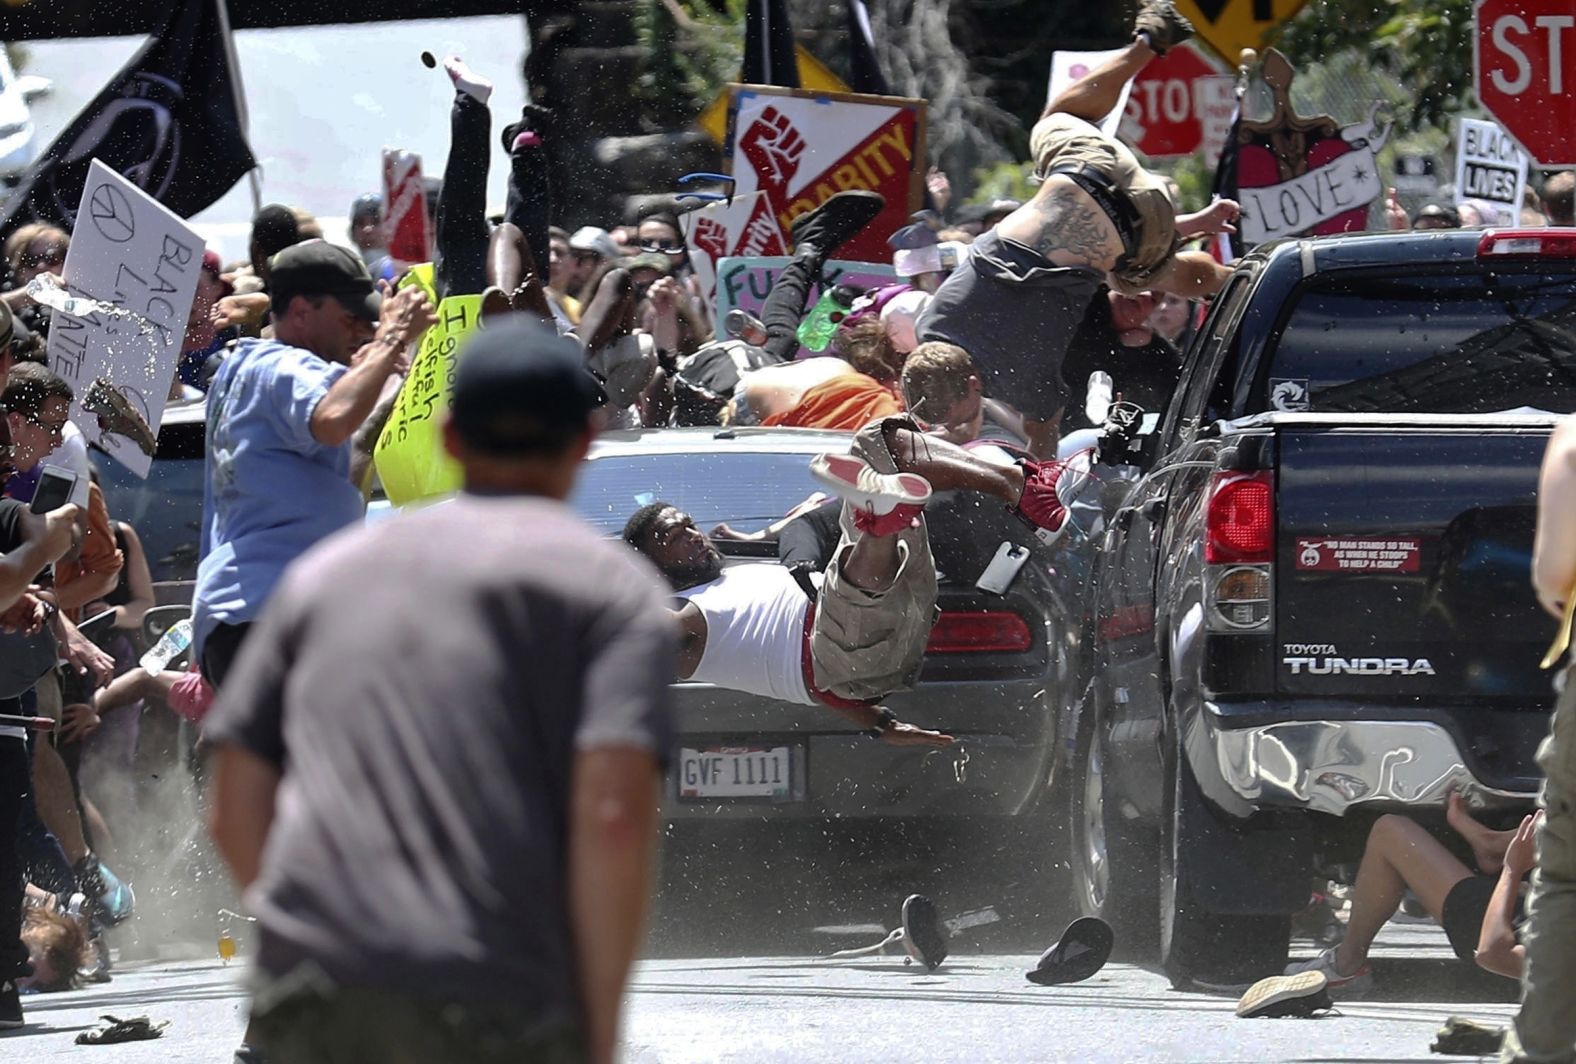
[1454,117,1528,215]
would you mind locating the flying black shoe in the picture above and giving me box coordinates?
[1026,917,1114,986]
[1236,971,1333,1019]
[789,190,886,257]
[900,893,948,971]
[1133,0,1194,55]
[501,103,554,154]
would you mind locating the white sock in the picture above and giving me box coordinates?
[443,55,493,104]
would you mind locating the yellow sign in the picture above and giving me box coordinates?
[372,269,477,506]
[1173,0,1311,66]
[699,46,851,143]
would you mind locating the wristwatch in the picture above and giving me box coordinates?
[864,707,898,739]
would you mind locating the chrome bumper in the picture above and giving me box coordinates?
[1204,713,1533,815]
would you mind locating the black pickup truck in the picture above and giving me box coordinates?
[1058,227,1576,987]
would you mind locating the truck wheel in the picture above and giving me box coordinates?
[1069,718,1158,954]
[1158,749,1290,988]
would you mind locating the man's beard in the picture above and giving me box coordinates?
[666,550,724,590]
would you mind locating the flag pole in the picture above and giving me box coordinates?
[213,0,261,213]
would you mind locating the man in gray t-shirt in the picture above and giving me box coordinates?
[207,320,674,1064]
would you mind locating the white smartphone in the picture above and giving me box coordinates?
[975,541,1030,595]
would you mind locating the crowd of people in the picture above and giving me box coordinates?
[0,1,1574,1061]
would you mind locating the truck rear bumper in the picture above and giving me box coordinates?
[1199,707,1536,816]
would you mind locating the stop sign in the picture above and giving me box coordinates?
[1474,0,1576,166]
[1123,43,1231,158]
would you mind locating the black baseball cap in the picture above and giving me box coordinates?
[449,317,606,454]
[269,239,381,322]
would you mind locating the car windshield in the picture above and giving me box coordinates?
[1263,268,1576,414]
[570,449,824,536]
[96,415,206,583]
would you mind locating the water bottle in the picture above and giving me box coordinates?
[140,617,193,676]
[795,283,863,352]
[724,309,769,347]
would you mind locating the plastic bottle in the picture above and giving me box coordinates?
[724,309,769,347]
[140,617,193,676]
[795,283,863,352]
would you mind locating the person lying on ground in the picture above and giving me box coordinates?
[916,0,1239,456]
[1283,793,1537,991]
[622,412,1070,744]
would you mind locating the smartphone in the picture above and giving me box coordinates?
[976,541,1030,595]
[30,465,79,515]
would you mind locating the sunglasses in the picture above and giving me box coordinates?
[638,238,687,255]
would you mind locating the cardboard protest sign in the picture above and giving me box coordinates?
[713,255,896,356]
[1233,51,1390,245]
[1454,117,1528,224]
[45,159,201,477]
[684,190,788,307]
[725,85,924,265]
[382,149,431,265]
[372,265,475,505]
[1047,50,1132,139]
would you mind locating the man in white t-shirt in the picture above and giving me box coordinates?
[623,390,1073,744]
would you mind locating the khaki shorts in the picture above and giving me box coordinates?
[1029,113,1177,290]
[810,415,939,703]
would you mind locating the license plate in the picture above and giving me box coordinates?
[678,745,795,800]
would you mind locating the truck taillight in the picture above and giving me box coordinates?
[1476,229,1576,258]
[1205,471,1274,633]
[925,612,1032,654]
[1205,471,1274,564]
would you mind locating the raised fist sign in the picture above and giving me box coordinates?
[691,216,729,262]
[739,106,805,194]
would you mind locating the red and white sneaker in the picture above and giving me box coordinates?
[1016,457,1074,546]
[811,453,931,536]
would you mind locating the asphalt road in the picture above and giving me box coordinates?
[4,923,1520,1062]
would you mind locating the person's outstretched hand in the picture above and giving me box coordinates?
[373,283,438,365]
[210,291,270,330]
[880,718,955,747]
[60,702,101,743]
[1384,187,1409,231]
[1190,198,1240,237]
[1505,811,1543,878]
[926,167,952,215]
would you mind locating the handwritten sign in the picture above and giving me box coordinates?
[46,160,201,477]
[372,267,476,505]
[713,256,896,356]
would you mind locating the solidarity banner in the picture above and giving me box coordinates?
[725,85,924,265]
[46,160,201,477]
[684,191,788,308]
[713,255,895,355]
[382,149,432,266]
[372,265,476,506]
[1453,118,1528,223]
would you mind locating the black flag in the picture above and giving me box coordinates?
[0,0,256,239]
[844,0,890,96]
[1209,101,1244,263]
[743,0,800,88]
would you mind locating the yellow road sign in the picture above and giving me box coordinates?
[1174,0,1311,66]
[699,46,851,143]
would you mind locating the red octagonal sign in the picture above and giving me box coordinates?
[1123,43,1230,159]
[1474,0,1576,166]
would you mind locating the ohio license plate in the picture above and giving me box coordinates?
[678,745,795,800]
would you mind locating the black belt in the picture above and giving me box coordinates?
[1046,164,1141,263]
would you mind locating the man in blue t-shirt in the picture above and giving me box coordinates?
[193,240,435,688]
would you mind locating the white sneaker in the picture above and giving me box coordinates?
[810,453,931,515]
[1283,945,1372,994]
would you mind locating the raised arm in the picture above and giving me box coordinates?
[1476,811,1540,978]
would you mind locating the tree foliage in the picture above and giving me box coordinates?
[1273,0,1476,131]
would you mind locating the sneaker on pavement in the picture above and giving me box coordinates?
[75,854,135,927]
[1283,945,1371,994]
[811,453,932,517]
[1236,970,1332,1019]
[789,190,886,257]
[1133,0,1194,55]
[0,978,22,1029]
[901,894,947,971]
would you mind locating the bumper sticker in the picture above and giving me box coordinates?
[1296,537,1421,573]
